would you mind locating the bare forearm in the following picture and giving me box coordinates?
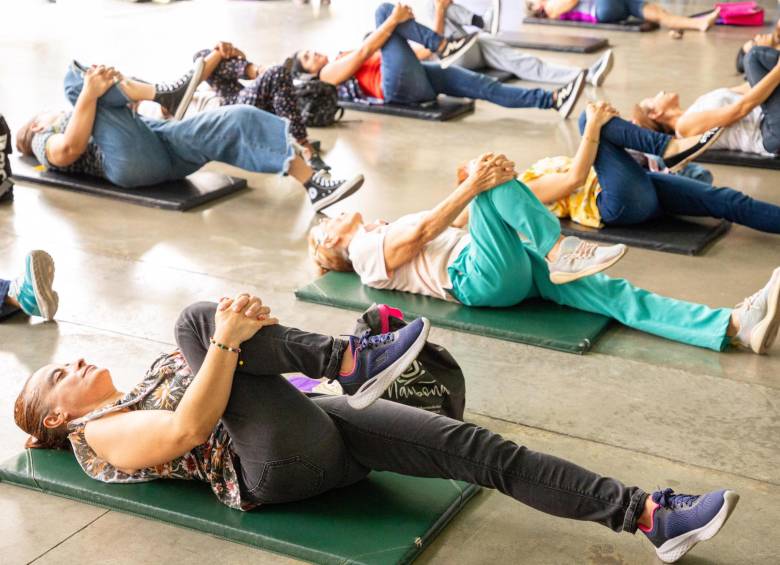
[418,182,478,242]
[62,91,99,156]
[433,4,446,35]
[568,121,601,185]
[200,49,224,82]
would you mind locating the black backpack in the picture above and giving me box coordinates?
[0,113,13,203]
[352,304,466,421]
[293,78,344,127]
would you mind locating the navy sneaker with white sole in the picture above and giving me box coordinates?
[641,488,739,563]
[306,171,364,213]
[339,317,431,410]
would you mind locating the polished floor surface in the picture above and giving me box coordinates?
[1,0,779,563]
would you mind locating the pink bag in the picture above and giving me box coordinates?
[715,2,764,26]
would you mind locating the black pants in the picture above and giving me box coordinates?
[174,302,647,533]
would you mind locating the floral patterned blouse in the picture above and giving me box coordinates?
[67,350,255,511]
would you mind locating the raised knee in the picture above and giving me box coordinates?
[175,301,216,337]
[375,2,394,22]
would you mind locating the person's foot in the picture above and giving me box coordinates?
[732,267,780,354]
[695,8,720,32]
[547,237,626,284]
[640,488,739,563]
[489,0,502,34]
[339,317,431,410]
[552,70,586,119]
[439,32,480,69]
[307,141,331,171]
[154,57,205,120]
[305,170,364,213]
[8,250,58,321]
[663,127,723,172]
[587,49,614,87]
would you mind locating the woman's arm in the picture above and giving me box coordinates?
[45,66,119,167]
[320,3,413,85]
[676,57,780,136]
[527,102,617,204]
[84,295,277,472]
[383,153,515,272]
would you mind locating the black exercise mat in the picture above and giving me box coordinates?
[560,217,731,255]
[339,96,475,121]
[11,155,247,211]
[695,149,780,170]
[497,31,608,53]
[523,16,659,32]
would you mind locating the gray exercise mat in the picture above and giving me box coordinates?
[339,96,475,121]
[695,149,780,170]
[523,16,659,32]
[497,31,608,53]
[11,155,247,211]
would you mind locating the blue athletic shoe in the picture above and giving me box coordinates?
[641,488,740,563]
[340,317,431,410]
[9,250,58,321]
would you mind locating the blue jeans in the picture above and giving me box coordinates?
[744,46,780,154]
[374,3,552,108]
[0,278,19,320]
[63,65,294,188]
[579,112,780,232]
[595,0,646,22]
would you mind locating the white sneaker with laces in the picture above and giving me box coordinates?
[732,267,780,354]
[547,237,626,284]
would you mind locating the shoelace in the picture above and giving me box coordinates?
[312,171,343,190]
[735,286,764,314]
[157,71,193,94]
[355,329,396,353]
[653,488,699,509]
[562,240,597,264]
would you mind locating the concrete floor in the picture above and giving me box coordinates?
[1,0,780,563]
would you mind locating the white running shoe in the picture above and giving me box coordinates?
[732,267,780,354]
[548,237,626,284]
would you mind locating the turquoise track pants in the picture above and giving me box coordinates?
[448,180,732,351]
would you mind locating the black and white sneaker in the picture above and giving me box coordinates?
[552,70,586,119]
[439,32,480,69]
[587,49,614,87]
[0,113,13,204]
[306,171,364,213]
[663,127,723,173]
[154,57,205,120]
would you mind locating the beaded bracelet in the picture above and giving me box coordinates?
[210,337,241,354]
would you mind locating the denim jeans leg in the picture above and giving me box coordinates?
[423,63,554,108]
[579,112,670,156]
[650,173,780,233]
[744,46,780,153]
[595,0,632,22]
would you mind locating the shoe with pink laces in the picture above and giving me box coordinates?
[547,236,626,284]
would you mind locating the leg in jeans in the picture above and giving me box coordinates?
[375,3,441,104]
[423,63,554,108]
[744,46,780,154]
[63,64,177,188]
[479,36,582,84]
[449,180,561,307]
[314,394,648,533]
[578,112,668,224]
[595,0,633,22]
[173,301,364,504]
[650,173,780,233]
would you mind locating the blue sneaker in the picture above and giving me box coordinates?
[641,488,739,563]
[340,317,431,410]
[9,250,58,321]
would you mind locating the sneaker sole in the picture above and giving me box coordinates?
[311,174,365,213]
[440,34,480,69]
[348,318,431,410]
[173,57,205,121]
[559,72,586,119]
[591,49,614,87]
[549,245,627,284]
[667,128,724,173]
[29,250,58,321]
[750,267,780,354]
[655,490,740,564]
[490,0,501,34]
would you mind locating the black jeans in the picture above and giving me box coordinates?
[174,302,647,533]
[744,46,780,154]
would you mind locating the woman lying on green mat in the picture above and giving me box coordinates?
[15,295,737,563]
[308,152,780,355]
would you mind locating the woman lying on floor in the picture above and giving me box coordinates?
[15,294,738,563]
[309,152,780,355]
[292,2,587,118]
[427,0,615,87]
[634,46,780,156]
[15,62,362,213]
[525,101,780,230]
[525,0,719,31]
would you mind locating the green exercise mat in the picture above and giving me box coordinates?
[295,272,611,354]
[0,449,479,565]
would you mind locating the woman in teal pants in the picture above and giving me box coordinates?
[309,152,780,354]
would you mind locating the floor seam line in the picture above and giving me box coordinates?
[26,509,111,564]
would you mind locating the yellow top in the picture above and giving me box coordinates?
[521,156,603,229]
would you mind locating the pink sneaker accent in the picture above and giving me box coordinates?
[377,304,404,334]
[638,502,660,533]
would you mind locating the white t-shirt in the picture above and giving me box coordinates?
[348,212,471,302]
[685,88,770,156]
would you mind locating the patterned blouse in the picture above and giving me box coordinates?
[67,351,255,511]
[30,112,106,179]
